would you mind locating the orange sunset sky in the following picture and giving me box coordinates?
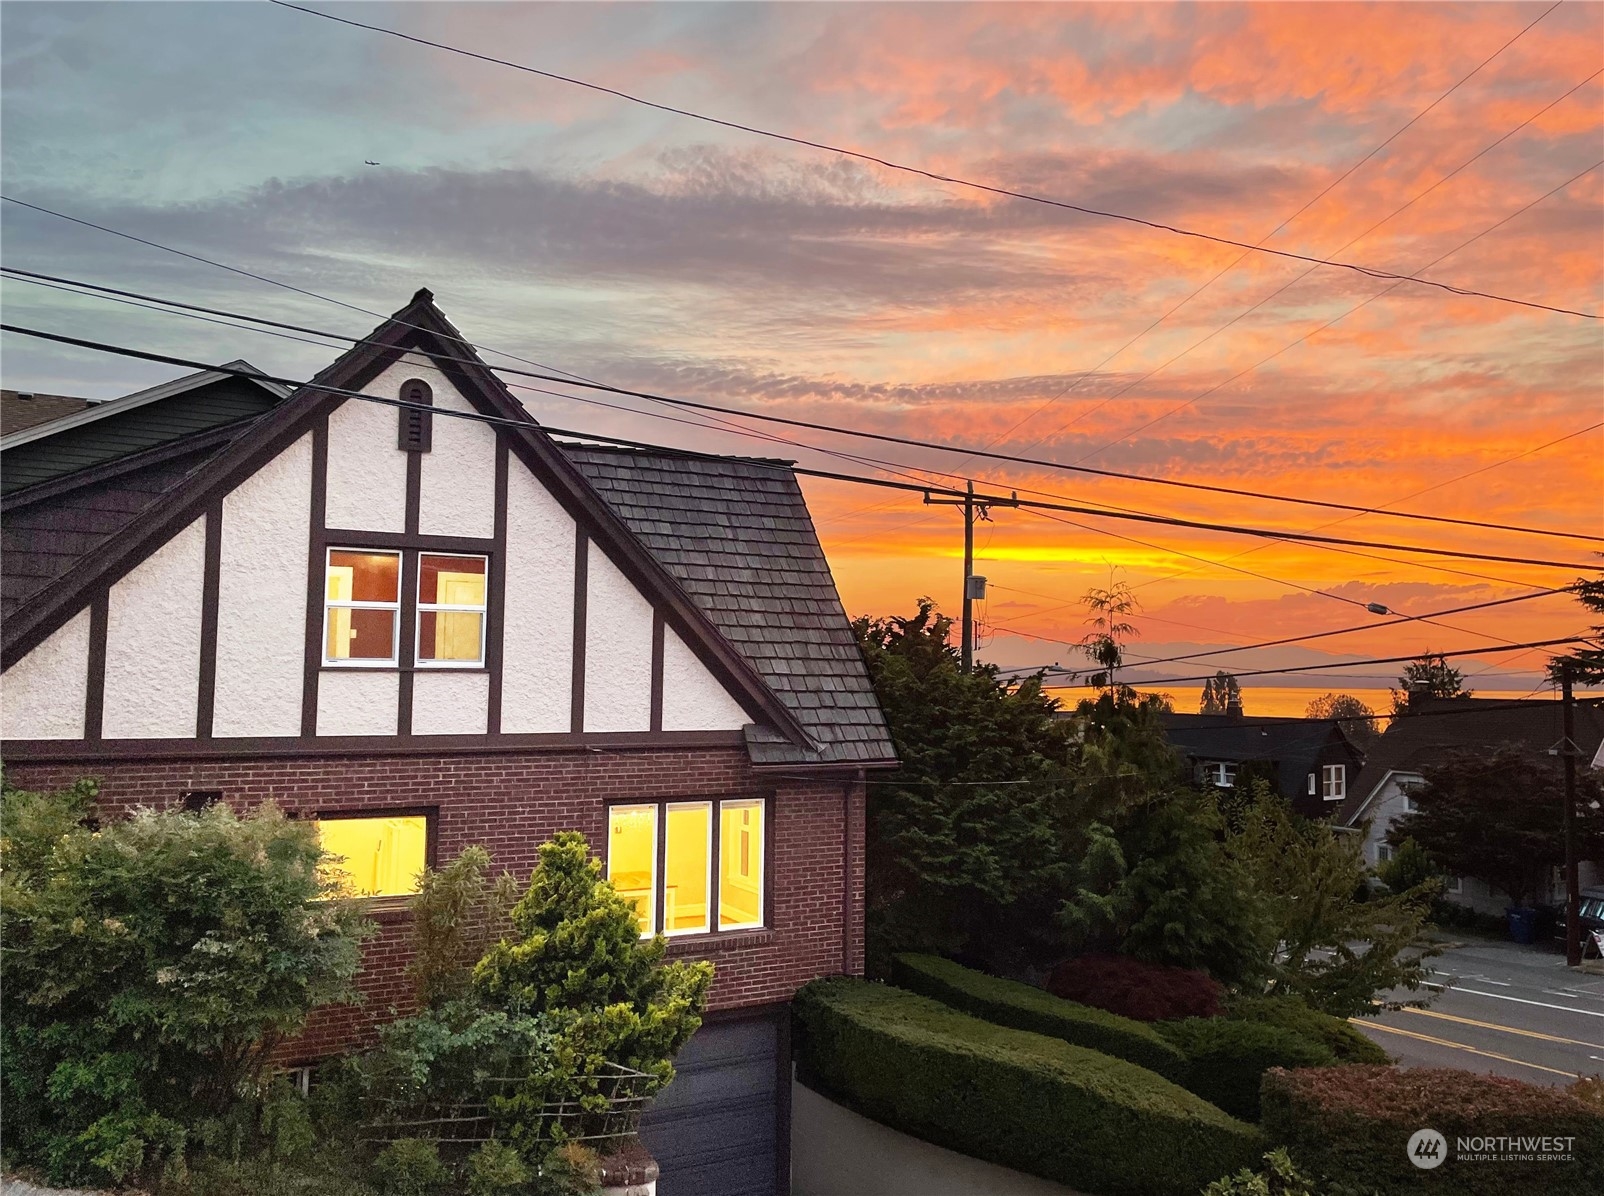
[3,1,1600,701]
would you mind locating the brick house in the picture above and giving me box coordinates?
[0,290,897,1196]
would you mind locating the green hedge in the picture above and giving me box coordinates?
[1226,994,1391,1065]
[1263,1066,1604,1195]
[1156,1018,1333,1121]
[890,953,1188,1081]
[793,977,1264,1196]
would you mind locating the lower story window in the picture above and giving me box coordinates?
[314,812,430,898]
[1376,842,1394,864]
[607,798,766,937]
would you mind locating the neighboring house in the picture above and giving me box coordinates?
[1336,696,1604,915]
[1160,702,1365,819]
[0,290,897,1196]
[0,389,100,437]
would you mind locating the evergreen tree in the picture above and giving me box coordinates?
[1200,671,1243,714]
[1549,572,1604,683]
[1390,652,1470,717]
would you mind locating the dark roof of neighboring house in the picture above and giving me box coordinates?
[562,445,894,767]
[0,363,289,495]
[1,302,893,770]
[0,391,98,436]
[1337,696,1604,826]
[1160,711,1359,798]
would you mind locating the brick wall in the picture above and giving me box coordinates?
[6,747,866,1060]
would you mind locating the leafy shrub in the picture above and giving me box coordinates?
[890,953,1187,1080]
[1376,836,1441,896]
[1262,1066,1604,1195]
[408,846,520,1009]
[793,976,1263,1196]
[541,1141,602,1195]
[471,831,711,1155]
[1156,1019,1332,1121]
[1204,1147,1318,1196]
[1429,897,1510,939]
[1227,994,1390,1065]
[1045,953,1223,1021]
[0,780,369,1187]
[372,1138,450,1196]
[465,1140,530,1195]
[356,1000,554,1111]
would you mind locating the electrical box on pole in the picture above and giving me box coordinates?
[923,481,1017,673]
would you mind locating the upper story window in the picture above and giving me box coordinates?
[323,549,487,668]
[1198,760,1236,789]
[417,554,487,666]
[606,798,767,938]
[1321,763,1347,801]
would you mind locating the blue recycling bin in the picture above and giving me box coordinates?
[1506,907,1536,944]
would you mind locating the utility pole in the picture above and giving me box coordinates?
[924,480,1018,673]
[1562,662,1582,968]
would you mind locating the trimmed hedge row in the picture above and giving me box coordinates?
[793,977,1264,1196]
[890,953,1188,1081]
[1226,994,1391,1065]
[1155,1018,1333,1121]
[1263,1066,1604,1195]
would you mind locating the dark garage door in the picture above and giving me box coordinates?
[640,1009,787,1196]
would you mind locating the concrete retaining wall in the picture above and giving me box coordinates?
[790,1080,1083,1196]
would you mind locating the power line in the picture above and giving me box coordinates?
[266,0,1600,321]
[5,262,1598,549]
[992,586,1577,669]
[6,321,1598,576]
[1002,636,1590,689]
[1071,152,1604,466]
[992,0,1567,450]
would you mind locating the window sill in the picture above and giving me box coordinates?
[665,929,776,955]
[319,666,488,674]
[333,895,415,924]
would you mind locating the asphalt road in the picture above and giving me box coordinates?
[1354,938,1604,1086]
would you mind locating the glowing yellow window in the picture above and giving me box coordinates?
[324,549,400,664]
[719,800,764,930]
[608,805,657,935]
[417,554,487,666]
[664,802,711,936]
[315,814,428,898]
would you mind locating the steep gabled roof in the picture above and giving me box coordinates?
[1160,711,1356,798]
[0,290,813,754]
[0,361,289,493]
[564,445,895,767]
[1337,696,1604,825]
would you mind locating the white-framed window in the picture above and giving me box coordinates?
[312,810,431,898]
[607,798,766,938]
[1199,761,1237,788]
[416,553,488,667]
[323,548,401,666]
[1307,773,1317,796]
[1321,763,1346,801]
[1445,876,1463,895]
[1376,842,1394,864]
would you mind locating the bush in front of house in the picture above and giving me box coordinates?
[793,976,1264,1196]
[1203,1147,1318,1196]
[1155,1018,1333,1121]
[1226,993,1391,1065]
[1262,1065,1604,1195]
[0,777,370,1189]
[890,952,1188,1081]
[1045,952,1223,1021]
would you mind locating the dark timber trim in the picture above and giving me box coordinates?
[487,436,509,735]
[396,451,423,735]
[320,528,494,553]
[84,590,108,741]
[571,530,588,734]
[649,608,665,733]
[195,500,224,738]
[1,729,747,764]
[301,414,330,737]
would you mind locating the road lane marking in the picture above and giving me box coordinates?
[1398,1007,1602,1049]
[1423,983,1604,1018]
[1356,1022,1580,1078]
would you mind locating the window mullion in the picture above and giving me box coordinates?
[654,800,668,937]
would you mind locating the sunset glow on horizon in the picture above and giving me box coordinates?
[3,1,1599,690]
